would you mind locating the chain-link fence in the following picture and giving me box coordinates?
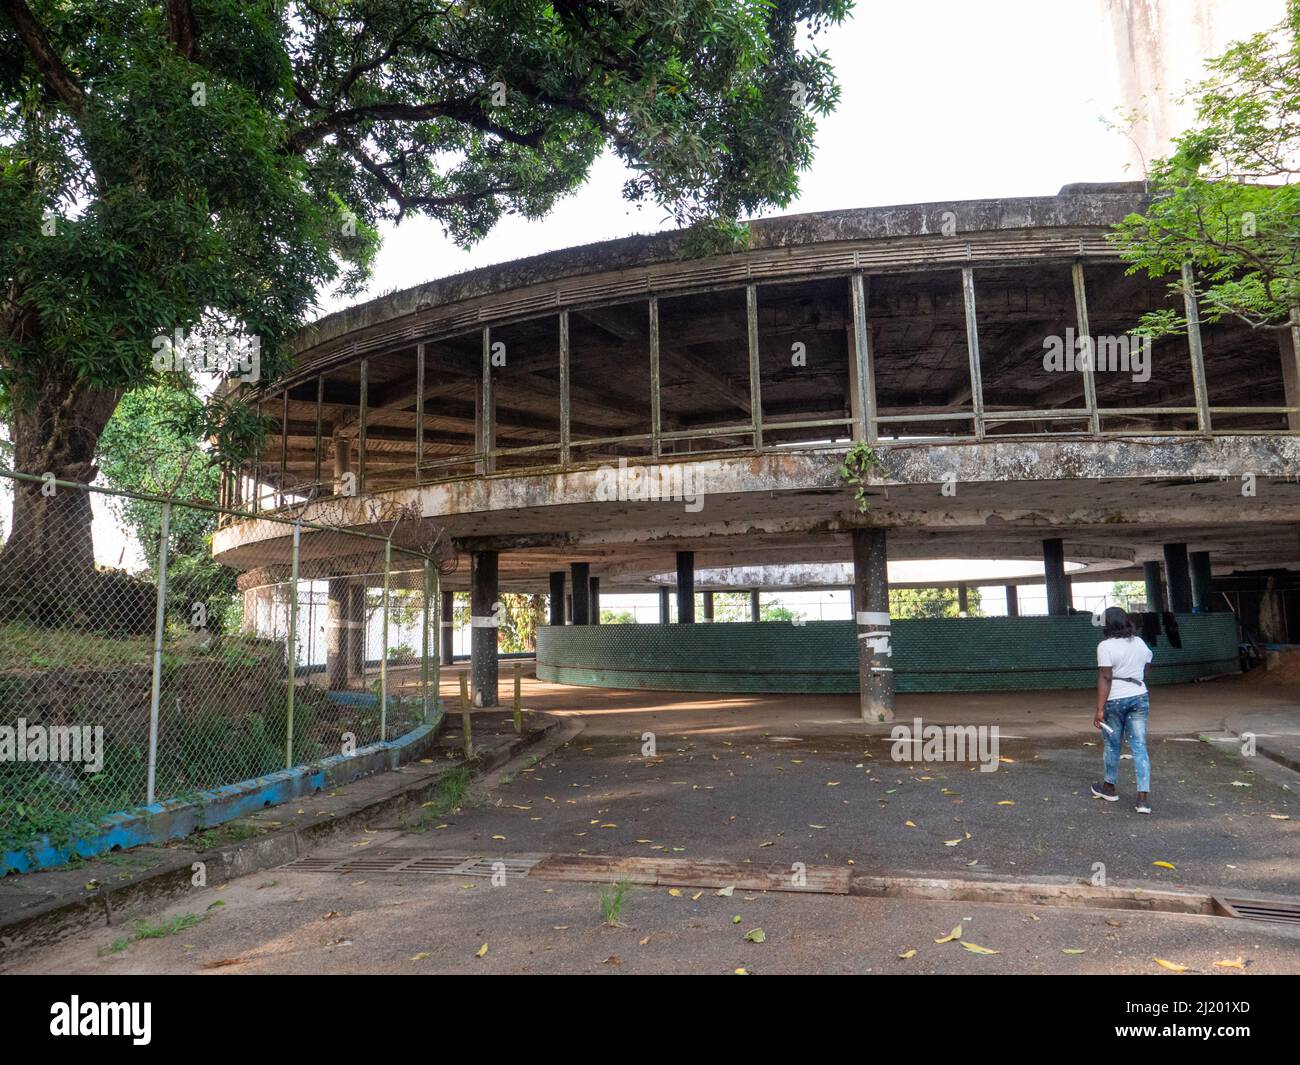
[0,469,444,860]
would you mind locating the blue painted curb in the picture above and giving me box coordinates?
[2,706,443,877]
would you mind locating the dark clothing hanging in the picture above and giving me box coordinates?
[1139,611,1161,649]
[1161,611,1182,649]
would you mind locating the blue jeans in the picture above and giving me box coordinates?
[1103,693,1151,792]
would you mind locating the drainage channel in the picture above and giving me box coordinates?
[283,850,1300,925]
[1214,897,1300,925]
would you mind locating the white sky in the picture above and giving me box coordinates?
[317,0,1283,316]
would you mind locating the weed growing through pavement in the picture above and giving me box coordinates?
[600,879,631,927]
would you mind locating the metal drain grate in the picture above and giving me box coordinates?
[284,851,538,879]
[1214,897,1300,924]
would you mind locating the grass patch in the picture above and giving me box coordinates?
[97,912,207,956]
[187,821,262,851]
[600,880,631,927]
[408,767,478,831]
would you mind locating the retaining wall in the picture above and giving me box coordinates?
[535,615,1240,693]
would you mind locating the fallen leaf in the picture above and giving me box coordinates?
[997,801,1015,806]
[201,957,244,969]
[716,886,735,897]
[476,943,488,958]
[960,941,1000,955]
[410,952,430,961]
[1154,957,1189,972]
[1152,861,1176,871]
[1213,957,1246,970]
[691,890,703,901]
[668,888,683,897]
[905,820,917,828]
[897,949,917,959]
[639,936,651,946]
[604,954,621,965]
[1062,948,1086,955]
[734,967,749,975]
[744,928,766,944]
[934,924,962,944]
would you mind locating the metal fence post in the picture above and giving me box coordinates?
[459,671,472,759]
[285,522,301,768]
[513,661,522,734]
[380,538,391,741]
[146,501,172,806]
[422,558,433,723]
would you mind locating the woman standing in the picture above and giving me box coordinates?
[1091,607,1154,814]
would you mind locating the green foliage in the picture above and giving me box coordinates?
[837,441,888,513]
[600,609,637,624]
[1,0,850,483]
[1111,0,1300,333]
[889,586,980,619]
[1110,580,1147,610]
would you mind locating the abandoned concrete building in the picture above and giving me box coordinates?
[213,183,1300,721]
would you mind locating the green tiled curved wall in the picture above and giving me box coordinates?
[535,615,1240,693]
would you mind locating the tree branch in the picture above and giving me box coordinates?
[1,0,86,112]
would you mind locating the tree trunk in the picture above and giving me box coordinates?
[0,362,121,619]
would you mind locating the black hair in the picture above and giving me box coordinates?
[1102,606,1137,639]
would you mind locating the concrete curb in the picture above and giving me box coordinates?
[0,715,560,969]
[528,852,1299,919]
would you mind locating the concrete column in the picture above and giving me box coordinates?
[326,577,360,689]
[346,581,365,680]
[332,435,351,495]
[957,583,969,616]
[1143,561,1166,613]
[1043,538,1069,616]
[440,590,454,664]
[548,572,565,626]
[1005,585,1019,617]
[1163,542,1193,613]
[676,551,695,624]
[570,562,591,625]
[658,587,671,623]
[470,552,499,706]
[1190,551,1214,612]
[749,589,761,623]
[590,576,601,624]
[852,528,894,722]
[702,591,714,621]
[566,593,572,624]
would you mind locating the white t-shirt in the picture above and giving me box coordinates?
[1097,636,1153,700]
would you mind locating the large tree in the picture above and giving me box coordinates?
[0,0,848,610]
[1113,0,1300,336]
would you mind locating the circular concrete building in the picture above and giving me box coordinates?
[214,183,1300,718]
